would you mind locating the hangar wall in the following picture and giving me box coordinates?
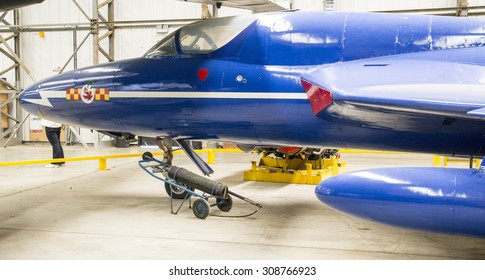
[18,0,485,91]
[14,0,250,143]
[297,0,485,11]
[334,0,464,11]
[17,0,250,88]
[8,0,485,143]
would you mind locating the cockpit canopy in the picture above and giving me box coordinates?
[145,15,258,57]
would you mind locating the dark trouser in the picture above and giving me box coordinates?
[45,127,65,165]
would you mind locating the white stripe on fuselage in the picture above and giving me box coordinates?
[25,91,308,107]
[110,91,308,99]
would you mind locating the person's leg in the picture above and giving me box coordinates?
[55,128,65,162]
[45,127,64,165]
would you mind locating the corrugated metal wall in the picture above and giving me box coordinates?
[17,0,485,90]
[294,0,485,11]
[15,0,251,142]
[334,0,463,11]
[17,0,250,88]
[15,0,485,88]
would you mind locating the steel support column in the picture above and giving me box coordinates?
[457,0,469,16]
[212,4,218,18]
[0,9,27,147]
[91,0,115,147]
[94,0,115,63]
[92,0,99,65]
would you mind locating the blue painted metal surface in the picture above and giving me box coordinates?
[316,167,485,237]
[21,12,485,155]
[19,11,485,156]
[19,10,485,237]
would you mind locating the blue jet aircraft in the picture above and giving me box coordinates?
[20,11,485,237]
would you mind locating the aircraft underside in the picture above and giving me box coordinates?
[32,95,484,157]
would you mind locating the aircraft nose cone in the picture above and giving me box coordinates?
[19,83,43,115]
[315,168,455,234]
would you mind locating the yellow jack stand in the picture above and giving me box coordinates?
[243,154,346,185]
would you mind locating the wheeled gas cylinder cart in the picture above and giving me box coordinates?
[138,152,262,219]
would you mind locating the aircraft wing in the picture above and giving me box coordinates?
[301,50,485,130]
[178,0,286,13]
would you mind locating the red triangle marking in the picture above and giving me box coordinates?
[197,68,209,81]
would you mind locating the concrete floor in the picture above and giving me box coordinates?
[1,144,485,260]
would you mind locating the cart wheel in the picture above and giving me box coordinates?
[192,199,210,219]
[216,195,233,212]
[165,182,193,199]
[142,152,153,161]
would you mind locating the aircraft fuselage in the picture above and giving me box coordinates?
[20,11,485,156]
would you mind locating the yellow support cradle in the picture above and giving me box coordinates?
[243,154,346,185]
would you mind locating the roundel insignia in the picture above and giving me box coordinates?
[81,83,94,104]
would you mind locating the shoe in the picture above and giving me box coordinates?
[45,164,60,168]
